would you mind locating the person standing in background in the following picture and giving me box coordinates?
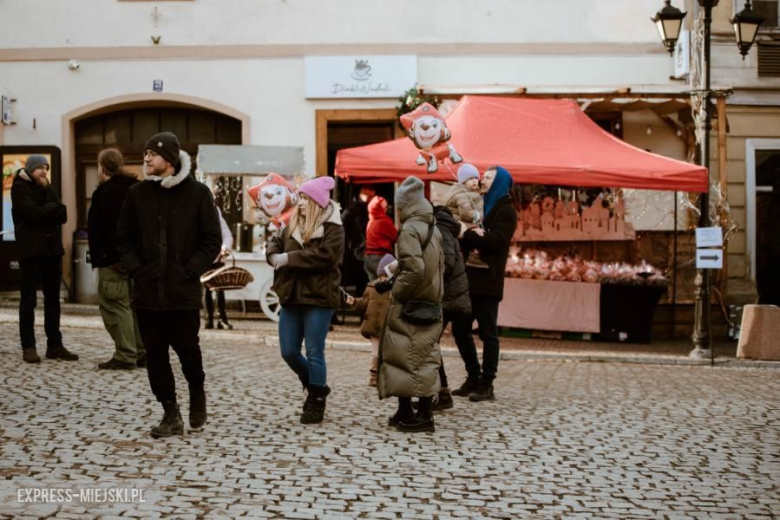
[12,154,76,364]
[364,195,397,282]
[89,148,146,370]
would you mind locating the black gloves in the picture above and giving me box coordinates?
[374,278,394,294]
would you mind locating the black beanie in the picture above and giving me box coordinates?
[144,132,181,168]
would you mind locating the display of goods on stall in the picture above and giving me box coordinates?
[514,187,635,242]
[505,248,668,286]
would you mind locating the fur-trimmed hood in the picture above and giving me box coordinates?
[16,169,33,183]
[144,150,192,189]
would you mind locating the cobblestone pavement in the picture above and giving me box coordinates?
[1,318,779,519]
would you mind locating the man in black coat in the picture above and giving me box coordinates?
[88,149,145,370]
[116,132,221,438]
[11,154,77,364]
[452,166,517,402]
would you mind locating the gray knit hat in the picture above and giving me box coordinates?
[144,132,181,168]
[25,154,49,174]
[394,176,425,209]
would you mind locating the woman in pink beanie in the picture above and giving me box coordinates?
[266,175,345,425]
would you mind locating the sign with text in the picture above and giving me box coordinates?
[305,56,417,99]
[153,79,163,92]
[695,226,723,248]
[696,248,723,269]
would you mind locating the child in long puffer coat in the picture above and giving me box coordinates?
[346,253,395,386]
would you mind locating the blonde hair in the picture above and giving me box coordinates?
[288,196,326,243]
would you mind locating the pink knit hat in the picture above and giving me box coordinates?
[298,176,335,209]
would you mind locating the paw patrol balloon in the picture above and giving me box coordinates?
[400,102,463,174]
[247,173,297,226]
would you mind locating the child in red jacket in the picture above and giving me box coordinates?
[364,196,397,281]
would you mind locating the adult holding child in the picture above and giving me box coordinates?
[267,176,345,425]
[452,165,517,402]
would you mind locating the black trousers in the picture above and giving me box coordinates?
[19,256,63,351]
[136,309,204,403]
[204,289,227,322]
[451,295,501,383]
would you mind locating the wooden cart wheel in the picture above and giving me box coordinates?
[259,278,281,322]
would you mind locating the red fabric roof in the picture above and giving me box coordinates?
[334,96,708,192]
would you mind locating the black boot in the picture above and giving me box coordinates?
[433,387,454,411]
[205,319,214,330]
[452,376,480,397]
[300,385,330,424]
[189,387,207,429]
[23,348,41,364]
[398,397,435,433]
[150,401,184,438]
[388,397,415,427]
[469,380,495,402]
[46,346,79,361]
[216,318,233,330]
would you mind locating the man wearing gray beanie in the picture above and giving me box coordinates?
[12,155,77,363]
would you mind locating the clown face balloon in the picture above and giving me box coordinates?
[247,173,297,224]
[400,102,463,174]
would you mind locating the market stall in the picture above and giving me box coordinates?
[334,96,708,341]
[196,145,305,321]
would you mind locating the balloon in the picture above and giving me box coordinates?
[246,173,297,227]
[399,102,463,174]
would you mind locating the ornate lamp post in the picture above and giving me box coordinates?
[652,0,763,359]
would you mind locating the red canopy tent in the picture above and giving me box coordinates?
[335,95,708,193]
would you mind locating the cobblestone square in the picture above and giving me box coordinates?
[1,319,779,519]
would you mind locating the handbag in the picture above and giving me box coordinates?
[400,223,442,326]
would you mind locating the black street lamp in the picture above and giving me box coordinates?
[652,0,688,54]
[731,1,765,59]
[652,0,763,359]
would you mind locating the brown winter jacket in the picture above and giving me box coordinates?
[266,201,345,309]
[352,281,391,339]
[444,182,483,224]
[377,197,444,400]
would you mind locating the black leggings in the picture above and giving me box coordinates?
[204,289,227,322]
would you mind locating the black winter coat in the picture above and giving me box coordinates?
[87,174,138,268]
[116,173,221,310]
[434,206,471,316]
[460,196,517,301]
[11,171,67,260]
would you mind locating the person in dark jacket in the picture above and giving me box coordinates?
[11,154,77,364]
[340,185,375,296]
[88,148,145,370]
[432,205,473,411]
[116,132,221,439]
[267,176,345,425]
[452,166,517,402]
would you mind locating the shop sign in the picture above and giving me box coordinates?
[674,30,690,79]
[695,226,723,248]
[305,56,417,99]
[153,80,163,92]
[696,248,723,269]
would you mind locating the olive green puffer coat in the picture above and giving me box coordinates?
[377,197,444,399]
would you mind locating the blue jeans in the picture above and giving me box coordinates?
[279,305,335,388]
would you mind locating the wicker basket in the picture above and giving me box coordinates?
[200,252,254,291]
